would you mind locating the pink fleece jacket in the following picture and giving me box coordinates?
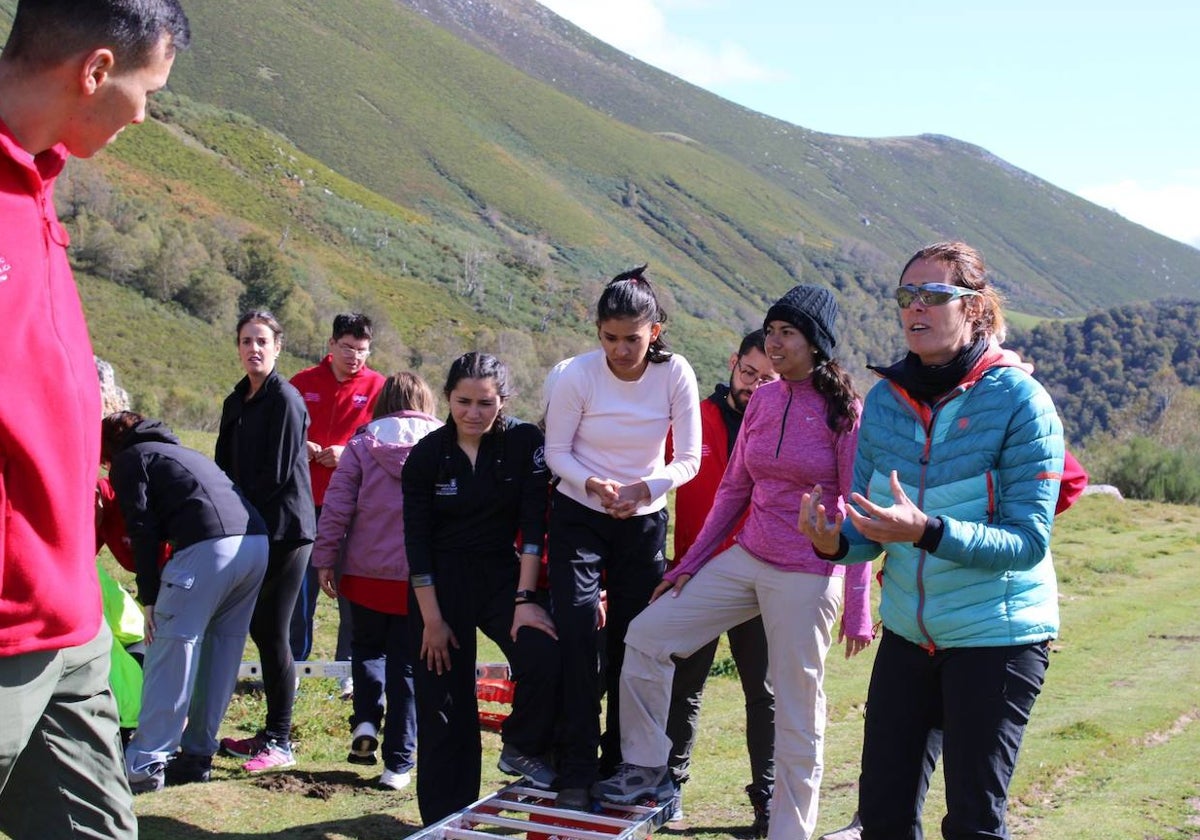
[667,377,873,641]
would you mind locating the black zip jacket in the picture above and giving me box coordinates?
[401,416,548,584]
[109,419,267,605]
[215,368,316,543]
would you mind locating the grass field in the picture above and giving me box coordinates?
[14,492,1199,839]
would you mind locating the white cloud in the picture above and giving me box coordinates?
[537,0,784,87]
[1078,174,1200,249]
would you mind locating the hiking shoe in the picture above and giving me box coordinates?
[555,787,591,811]
[348,721,379,765]
[379,768,412,791]
[219,731,268,759]
[817,812,862,840]
[497,744,556,789]
[241,740,296,773]
[748,786,771,838]
[591,763,673,805]
[128,763,166,795]
[165,752,212,786]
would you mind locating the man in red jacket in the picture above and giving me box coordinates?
[665,329,779,835]
[289,313,385,679]
[0,2,189,837]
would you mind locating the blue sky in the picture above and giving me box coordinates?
[537,0,1199,248]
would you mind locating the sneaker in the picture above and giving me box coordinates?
[591,763,673,805]
[219,731,268,759]
[666,787,684,823]
[379,768,412,791]
[497,743,556,789]
[555,787,591,811]
[348,721,379,765]
[241,740,296,773]
[128,763,166,795]
[165,752,212,786]
[339,676,354,699]
[817,812,862,840]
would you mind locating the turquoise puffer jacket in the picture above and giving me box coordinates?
[839,346,1064,649]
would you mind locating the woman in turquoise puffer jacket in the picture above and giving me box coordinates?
[800,241,1065,840]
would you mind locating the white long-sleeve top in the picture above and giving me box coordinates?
[544,349,701,514]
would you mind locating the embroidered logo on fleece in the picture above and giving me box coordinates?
[0,255,11,284]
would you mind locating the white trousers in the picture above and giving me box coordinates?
[619,544,841,840]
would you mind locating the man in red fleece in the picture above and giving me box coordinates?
[0,2,189,837]
[289,313,385,676]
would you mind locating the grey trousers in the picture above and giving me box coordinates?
[0,622,136,840]
[125,534,269,779]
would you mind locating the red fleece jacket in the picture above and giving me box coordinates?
[1,118,103,655]
[290,356,384,505]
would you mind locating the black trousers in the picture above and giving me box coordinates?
[665,614,775,797]
[250,540,310,743]
[547,491,667,788]
[410,553,560,825]
[860,629,1049,840]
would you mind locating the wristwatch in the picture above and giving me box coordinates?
[515,588,537,605]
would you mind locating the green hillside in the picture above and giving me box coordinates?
[405,0,1200,315]
[163,0,1200,318]
[3,0,1199,431]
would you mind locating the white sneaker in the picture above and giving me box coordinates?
[348,721,379,765]
[379,768,411,791]
[339,676,354,699]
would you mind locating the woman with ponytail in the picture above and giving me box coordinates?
[592,284,872,840]
[543,265,702,810]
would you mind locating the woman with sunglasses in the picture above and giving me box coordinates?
[800,242,1065,840]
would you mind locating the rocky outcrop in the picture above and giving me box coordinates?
[96,357,131,416]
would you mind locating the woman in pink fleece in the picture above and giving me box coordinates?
[312,372,442,791]
[593,284,873,840]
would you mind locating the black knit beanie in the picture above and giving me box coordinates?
[764,284,838,358]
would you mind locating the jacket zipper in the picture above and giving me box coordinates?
[774,384,794,458]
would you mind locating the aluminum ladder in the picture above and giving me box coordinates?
[404,782,671,840]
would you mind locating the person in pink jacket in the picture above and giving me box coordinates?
[594,284,873,840]
[312,373,442,791]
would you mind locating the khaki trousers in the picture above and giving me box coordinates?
[619,543,842,840]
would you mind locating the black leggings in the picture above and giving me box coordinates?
[249,540,310,743]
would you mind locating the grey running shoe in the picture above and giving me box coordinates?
[667,787,684,822]
[591,763,674,805]
[497,744,556,789]
[818,811,863,840]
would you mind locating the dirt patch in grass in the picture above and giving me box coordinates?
[252,770,364,800]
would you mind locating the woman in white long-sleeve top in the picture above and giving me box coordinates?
[542,264,701,811]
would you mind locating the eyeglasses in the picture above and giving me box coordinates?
[335,341,371,358]
[895,283,981,309]
[735,360,776,387]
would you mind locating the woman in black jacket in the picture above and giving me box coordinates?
[214,311,316,773]
[402,352,560,824]
[103,412,269,794]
